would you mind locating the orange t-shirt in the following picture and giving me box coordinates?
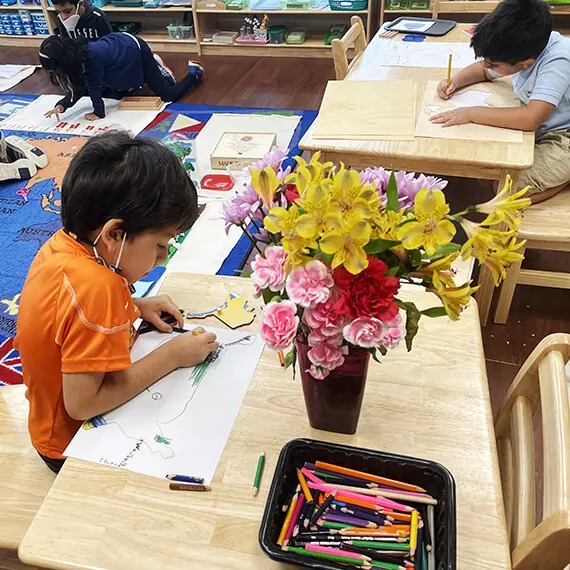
[15,229,140,459]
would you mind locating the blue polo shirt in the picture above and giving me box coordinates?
[512,32,570,137]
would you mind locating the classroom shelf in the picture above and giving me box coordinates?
[196,7,367,12]
[45,5,191,11]
[0,4,41,9]
[383,8,430,12]
[139,29,198,51]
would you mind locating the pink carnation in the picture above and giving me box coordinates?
[286,260,334,308]
[307,341,348,379]
[259,300,299,350]
[381,314,404,348]
[303,294,346,346]
[251,246,287,293]
[343,317,385,348]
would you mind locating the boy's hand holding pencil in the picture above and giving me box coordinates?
[170,327,219,368]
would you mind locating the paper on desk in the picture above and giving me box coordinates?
[65,327,265,483]
[348,40,477,80]
[389,19,435,33]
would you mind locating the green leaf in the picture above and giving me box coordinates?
[371,350,382,364]
[385,265,400,277]
[386,170,399,212]
[364,239,401,254]
[396,299,421,352]
[284,347,296,369]
[378,345,388,356]
[421,306,448,318]
[409,249,422,268]
[422,243,461,261]
[317,251,334,265]
[262,289,274,305]
[239,270,253,278]
[270,295,283,303]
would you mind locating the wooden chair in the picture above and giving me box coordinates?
[331,16,367,80]
[493,187,570,324]
[494,334,570,570]
[0,386,54,570]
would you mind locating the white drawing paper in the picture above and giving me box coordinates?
[0,94,166,136]
[348,40,477,80]
[64,326,265,483]
[389,20,435,33]
[0,65,37,92]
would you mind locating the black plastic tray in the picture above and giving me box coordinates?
[259,438,456,570]
[385,17,457,37]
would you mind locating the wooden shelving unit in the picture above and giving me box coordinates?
[0,0,372,57]
[380,0,570,26]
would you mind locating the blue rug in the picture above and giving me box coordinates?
[0,94,316,384]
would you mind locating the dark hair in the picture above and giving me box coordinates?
[61,131,199,238]
[471,0,552,64]
[39,36,88,100]
[52,0,81,5]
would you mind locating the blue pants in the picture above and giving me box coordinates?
[138,38,198,102]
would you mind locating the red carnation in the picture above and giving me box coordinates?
[333,257,400,322]
[285,184,300,204]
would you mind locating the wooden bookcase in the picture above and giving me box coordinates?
[0,0,373,57]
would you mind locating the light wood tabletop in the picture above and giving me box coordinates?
[300,24,534,183]
[0,386,55,553]
[19,274,510,570]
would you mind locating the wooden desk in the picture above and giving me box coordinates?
[19,274,510,570]
[0,386,54,570]
[300,24,534,184]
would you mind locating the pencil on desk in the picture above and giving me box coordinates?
[169,482,211,492]
[446,54,452,87]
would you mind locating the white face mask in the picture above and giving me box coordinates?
[58,3,81,32]
[93,230,127,275]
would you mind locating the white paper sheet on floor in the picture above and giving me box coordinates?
[0,94,166,136]
[64,326,265,483]
[0,65,37,92]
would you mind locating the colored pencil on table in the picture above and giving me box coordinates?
[409,510,419,558]
[314,461,427,493]
[168,483,211,491]
[306,543,371,561]
[447,54,452,87]
[427,506,435,570]
[336,506,389,526]
[252,451,265,497]
[293,500,313,537]
[297,468,314,503]
[278,350,285,366]
[314,468,379,488]
[277,491,298,546]
[333,485,435,507]
[381,511,411,523]
[347,540,410,551]
[310,490,336,525]
[166,474,204,484]
[339,528,407,538]
[418,506,431,552]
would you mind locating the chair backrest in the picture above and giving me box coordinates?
[331,16,367,80]
[494,333,570,570]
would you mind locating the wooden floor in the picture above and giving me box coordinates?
[2,47,569,414]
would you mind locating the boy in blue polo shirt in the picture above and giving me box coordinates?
[432,0,570,203]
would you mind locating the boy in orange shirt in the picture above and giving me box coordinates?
[15,131,218,473]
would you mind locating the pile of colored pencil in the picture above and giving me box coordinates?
[275,461,437,570]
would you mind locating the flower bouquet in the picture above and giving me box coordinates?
[222,150,530,433]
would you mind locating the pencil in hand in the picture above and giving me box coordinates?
[446,53,452,87]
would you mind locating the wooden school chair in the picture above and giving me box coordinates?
[0,385,54,570]
[494,333,570,570]
[493,186,570,324]
[331,16,367,80]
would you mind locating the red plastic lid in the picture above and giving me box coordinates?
[200,174,235,191]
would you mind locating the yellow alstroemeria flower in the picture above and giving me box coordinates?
[431,272,479,321]
[264,205,315,268]
[475,175,532,230]
[328,165,381,222]
[422,251,460,287]
[371,208,405,241]
[295,183,331,239]
[250,166,280,209]
[286,152,334,193]
[460,218,526,286]
[319,215,371,275]
[397,188,456,256]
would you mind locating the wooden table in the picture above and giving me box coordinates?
[300,24,534,184]
[300,25,534,326]
[19,274,510,570]
[0,385,54,570]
